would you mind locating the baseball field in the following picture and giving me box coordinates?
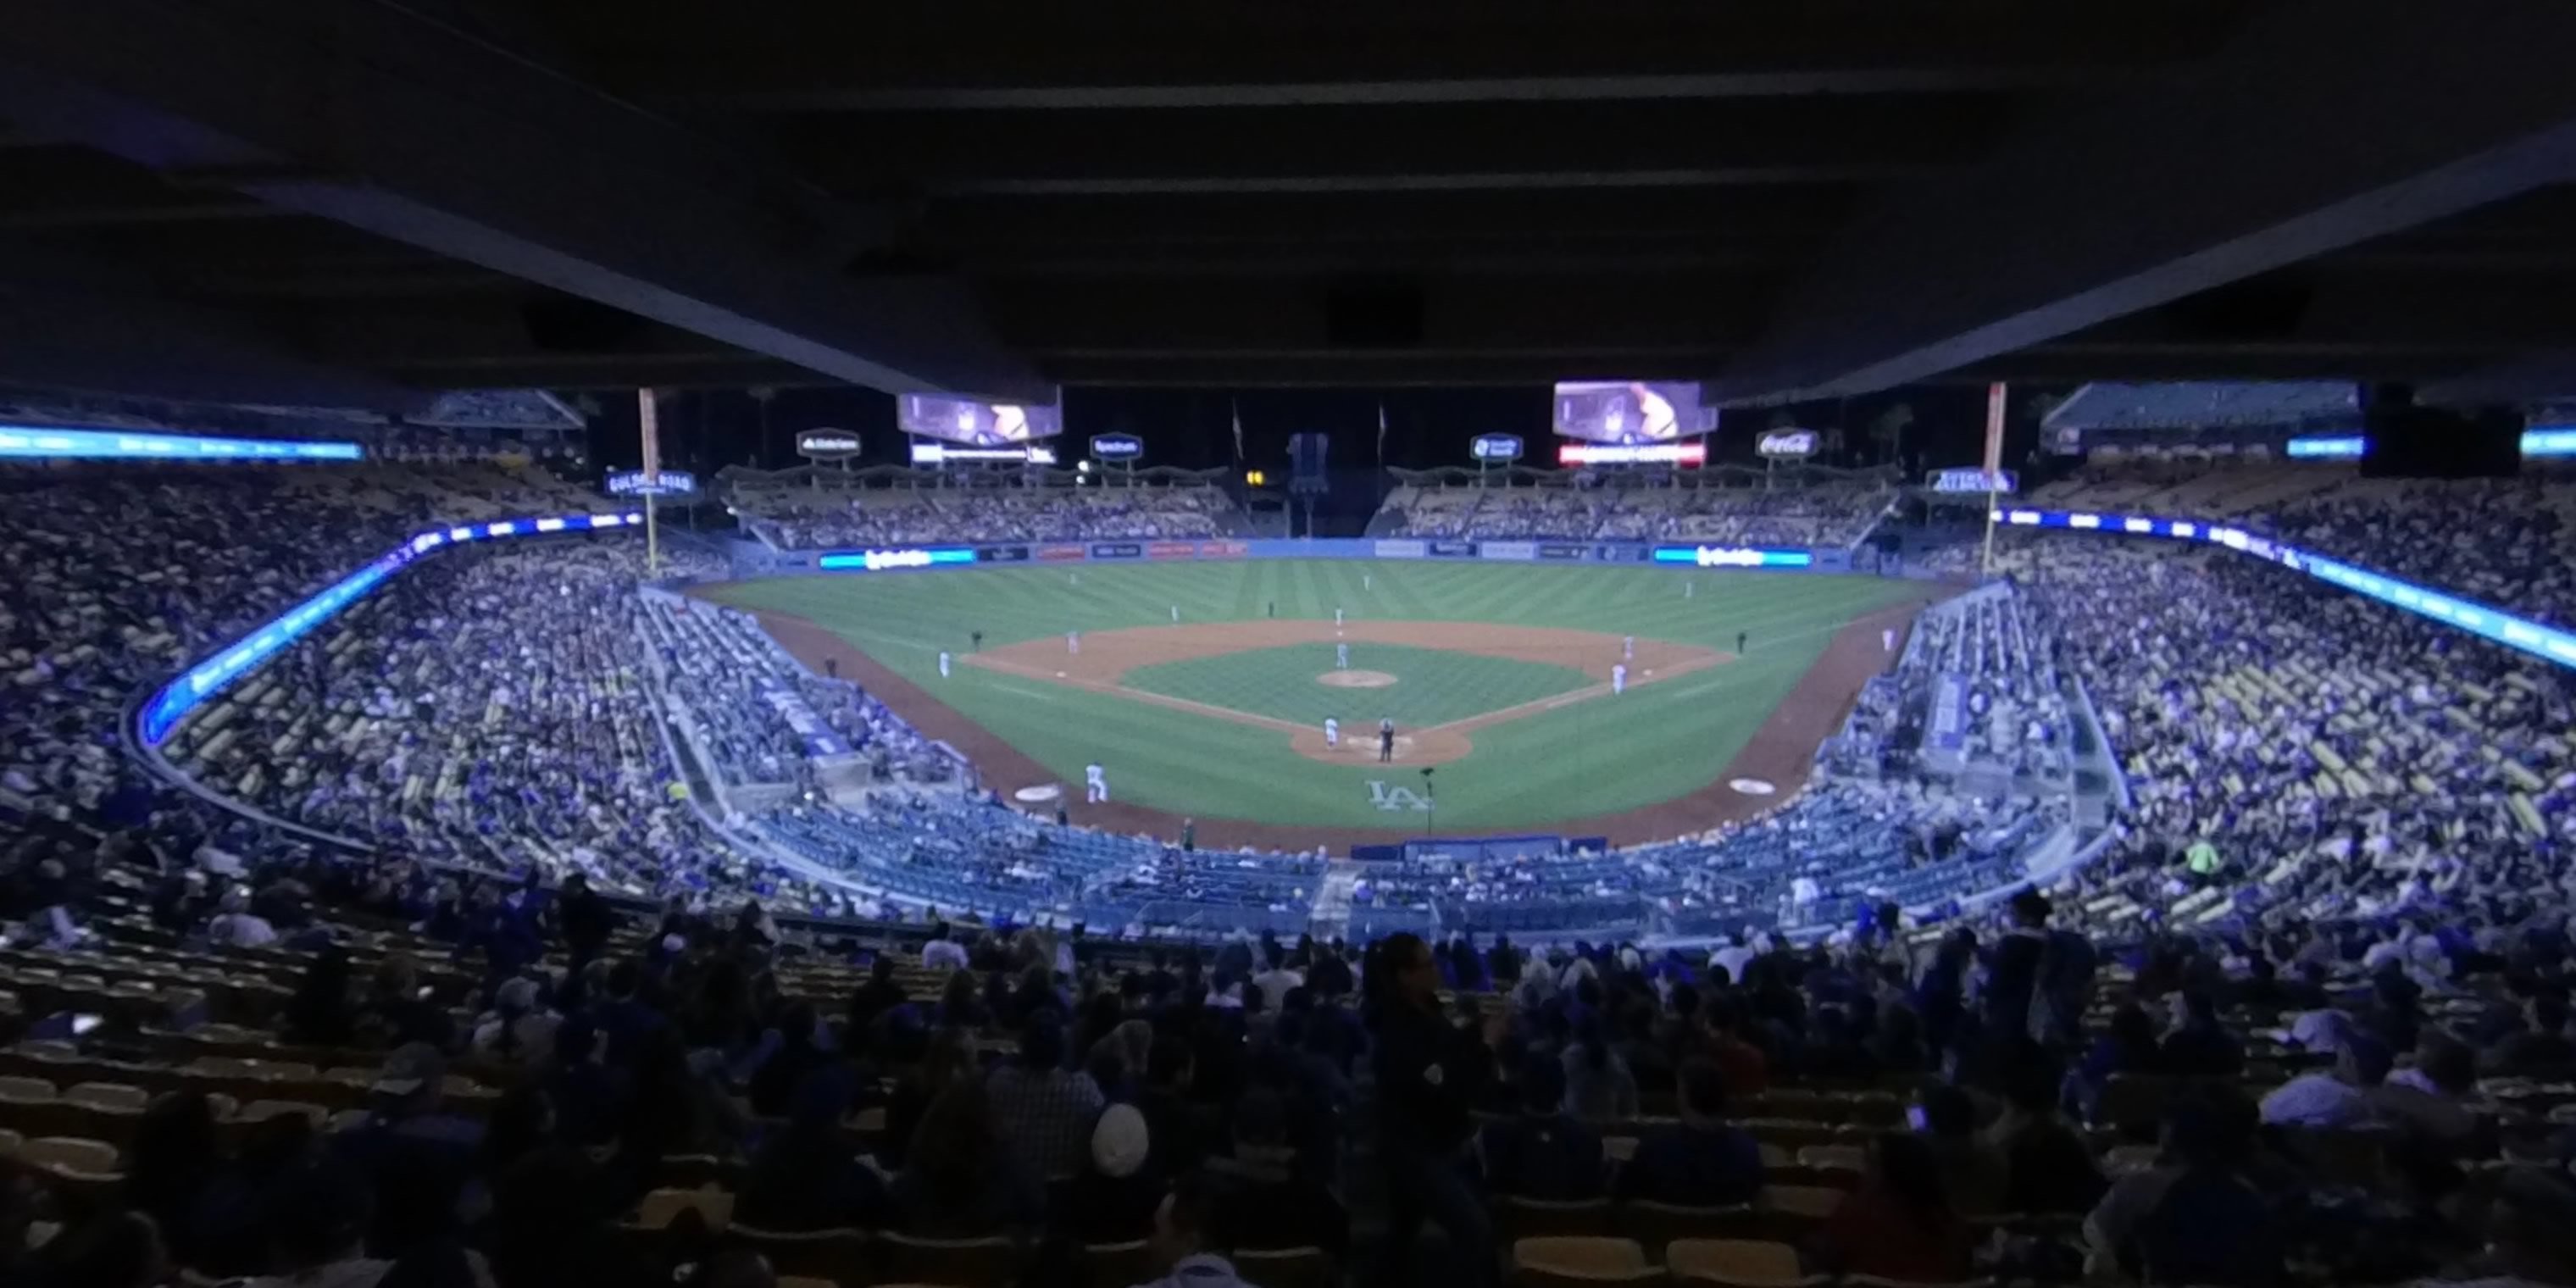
[696,560,1935,848]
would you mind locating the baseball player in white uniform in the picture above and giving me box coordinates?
[1171,605,1180,622]
[1067,630,1080,655]
[1335,642,1350,669]
[1883,627,1896,652]
[938,651,951,678]
[1085,763,1108,803]
[1324,716,1340,748]
[1612,663,1628,696]
[1334,607,1345,628]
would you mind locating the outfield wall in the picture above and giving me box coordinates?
[734,535,1857,575]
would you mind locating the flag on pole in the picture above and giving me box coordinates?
[1376,401,1389,464]
[1231,397,1245,464]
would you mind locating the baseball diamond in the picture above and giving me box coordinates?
[697,558,1937,848]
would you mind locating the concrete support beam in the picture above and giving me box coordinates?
[0,0,1043,397]
[1713,0,2576,405]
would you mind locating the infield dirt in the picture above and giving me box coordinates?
[962,619,1722,767]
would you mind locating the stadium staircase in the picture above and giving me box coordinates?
[1308,862,1361,937]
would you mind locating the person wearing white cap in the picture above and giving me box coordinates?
[1074,1102,1160,1242]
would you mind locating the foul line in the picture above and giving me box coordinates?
[969,652,1311,736]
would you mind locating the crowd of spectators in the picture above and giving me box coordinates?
[2006,534,2576,948]
[741,483,1233,551]
[1380,480,1891,548]
[17,450,2576,1287]
[17,809,2576,1288]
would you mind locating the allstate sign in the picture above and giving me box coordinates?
[797,428,863,459]
[1469,434,1524,463]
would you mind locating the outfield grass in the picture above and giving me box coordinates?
[1123,641,1594,729]
[702,560,1921,832]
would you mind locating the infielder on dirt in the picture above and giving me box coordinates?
[1324,716,1340,748]
[1612,662,1627,696]
[1623,635,1635,661]
[1085,763,1109,803]
[1068,630,1081,655]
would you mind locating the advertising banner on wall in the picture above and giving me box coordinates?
[1469,434,1524,462]
[1480,541,1540,561]
[1537,543,1588,560]
[1146,542,1200,559]
[1374,540,1429,559]
[975,546,1030,563]
[1428,541,1479,558]
[1091,542,1143,559]
[1035,544,1086,562]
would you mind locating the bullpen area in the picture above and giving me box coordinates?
[697,559,1935,848]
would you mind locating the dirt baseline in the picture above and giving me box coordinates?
[963,619,1726,766]
[713,591,1946,852]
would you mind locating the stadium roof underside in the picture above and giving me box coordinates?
[10,1,2576,409]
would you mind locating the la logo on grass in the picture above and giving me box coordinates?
[1366,781,1433,812]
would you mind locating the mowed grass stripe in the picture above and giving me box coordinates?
[1124,642,1598,729]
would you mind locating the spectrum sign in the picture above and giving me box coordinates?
[814,547,977,572]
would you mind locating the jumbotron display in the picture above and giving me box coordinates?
[1551,380,1718,443]
[897,394,1063,445]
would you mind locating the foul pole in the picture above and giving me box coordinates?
[638,387,663,575]
[1979,381,2007,576]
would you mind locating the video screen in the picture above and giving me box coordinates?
[1552,381,1717,443]
[898,395,1063,446]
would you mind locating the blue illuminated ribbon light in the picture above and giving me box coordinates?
[138,512,643,746]
[0,426,362,460]
[1992,508,2576,670]
[814,547,977,572]
[1650,546,1814,569]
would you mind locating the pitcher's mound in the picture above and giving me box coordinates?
[1317,669,1397,688]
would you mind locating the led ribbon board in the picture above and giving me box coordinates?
[137,512,643,747]
[1651,546,1814,569]
[1993,508,2576,670]
[0,427,362,460]
[814,547,977,572]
